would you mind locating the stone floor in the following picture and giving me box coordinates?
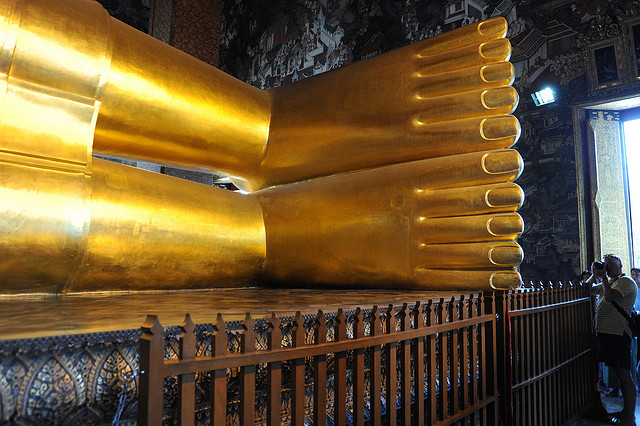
[570,392,640,425]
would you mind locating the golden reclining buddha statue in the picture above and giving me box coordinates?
[0,0,524,294]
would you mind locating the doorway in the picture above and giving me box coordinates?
[574,97,640,270]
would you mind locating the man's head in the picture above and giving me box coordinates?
[631,267,640,284]
[604,254,623,277]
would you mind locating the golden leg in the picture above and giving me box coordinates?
[249,18,517,190]
[0,157,90,293]
[1,0,272,178]
[256,149,524,290]
[0,158,265,292]
[68,159,266,292]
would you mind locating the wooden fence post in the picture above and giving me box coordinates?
[450,297,459,416]
[179,314,196,425]
[497,290,512,426]
[426,300,437,424]
[334,309,347,425]
[291,312,306,426]
[138,315,165,426]
[484,290,507,425]
[459,296,468,415]
[267,313,282,426]
[399,303,411,425]
[385,305,397,426]
[353,308,365,426]
[211,314,227,426]
[468,295,479,424]
[413,301,425,425]
[436,298,445,422]
[443,298,453,420]
[477,294,488,425]
[240,313,256,426]
[314,311,327,426]
[370,306,382,426]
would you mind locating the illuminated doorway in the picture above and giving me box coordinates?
[623,117,640,267]
[574,100,640,271]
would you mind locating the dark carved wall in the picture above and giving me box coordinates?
[97,0,150,33]
[218,0,640,283]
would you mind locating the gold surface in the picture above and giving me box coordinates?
[95,18,271,175]
[67,159,266,292]
[0,289,470,339]
[257,149,524,289]
[0,0,524,293]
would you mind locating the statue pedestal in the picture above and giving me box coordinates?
[0,288,455,424]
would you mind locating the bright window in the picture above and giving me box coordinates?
[623,118,640,267]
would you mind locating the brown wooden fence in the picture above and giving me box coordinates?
[507,282,595,426]
[137,284,598,425]
[138,295,499,425]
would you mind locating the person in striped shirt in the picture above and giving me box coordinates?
[590,254,638,425]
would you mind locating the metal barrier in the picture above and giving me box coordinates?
[138,295,498,425]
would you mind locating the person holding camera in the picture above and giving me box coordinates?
[590,254,638,425]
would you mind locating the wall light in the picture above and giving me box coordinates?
[531,87,555,106]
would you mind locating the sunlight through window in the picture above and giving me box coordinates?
[623,118,640,267]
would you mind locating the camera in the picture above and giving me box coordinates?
[593,261,606,270]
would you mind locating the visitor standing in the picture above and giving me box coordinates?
[591,254,637,425]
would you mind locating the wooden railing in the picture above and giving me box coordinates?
[508,282,595,426]
[138,295,498,425]
[137,284,598,425]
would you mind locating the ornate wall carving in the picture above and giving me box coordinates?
[0,330,142,425]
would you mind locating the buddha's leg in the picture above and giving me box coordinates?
[245,19,518,189]
[1,0,516,186]
[0,158,265,293]
[2,149,522,293]
[0,0,263,292]
[1,0,271,178]
[256,149,524,290]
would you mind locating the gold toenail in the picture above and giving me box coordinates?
[489,245,523,266]
[480,116,520,140]
[489,271,522,289]
[487,215,524,236]
[485,185,523,207]
[478,18,507,37]
[479,39,511,60]
[481,87,518,109]
[482,150,523,174]
[480,62,514,83]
